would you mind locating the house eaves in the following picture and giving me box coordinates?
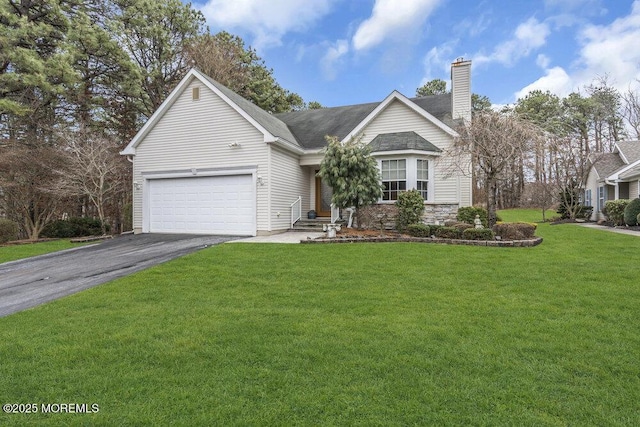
[607,158,640,181]
[619,164,640,180]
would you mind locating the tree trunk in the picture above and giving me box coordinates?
[487,175,498,228]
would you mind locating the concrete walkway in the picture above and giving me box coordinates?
[573,222,640,236]
[230,231,325,243]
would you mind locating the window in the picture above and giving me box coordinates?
[598,186,605,212]
[416,159,429,200]
[192,87,200,101]
[381,159,406,200]
[585,189,592,207]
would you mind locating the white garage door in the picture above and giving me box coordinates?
[148,175,255,235]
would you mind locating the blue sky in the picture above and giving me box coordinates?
[191,0,640,108]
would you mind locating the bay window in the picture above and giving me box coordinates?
[416,159,429,200]
[379,157,433,202]
[381,159,406,201]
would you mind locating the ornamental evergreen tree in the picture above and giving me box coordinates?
[318,135,383,228]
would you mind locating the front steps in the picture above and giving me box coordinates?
[290,217,344,232]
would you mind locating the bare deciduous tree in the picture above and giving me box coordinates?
[0,144,64,239]
[622,84,640,140]
[54,132,128,235]
[451,110,540,227]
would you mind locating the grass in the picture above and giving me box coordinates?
[0,240,89,264]
[0,210,638,425]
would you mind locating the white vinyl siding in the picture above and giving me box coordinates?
[132,78,269,233]
[269,144,307,231]
[451,61,471,122]
[361,100,471,206]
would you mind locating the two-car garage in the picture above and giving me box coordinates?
[144,173,256,236]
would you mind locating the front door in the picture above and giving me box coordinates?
[315,172,332,217]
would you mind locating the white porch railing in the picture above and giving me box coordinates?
[290,196,302,228]
[330,203,340,224]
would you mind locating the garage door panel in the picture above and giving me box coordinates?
[148,175,255,235]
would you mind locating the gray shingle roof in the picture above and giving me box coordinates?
[368,131,442,153]
[591,152,625,178]
[199,72,300,147]
[199,70,455,151]
[616,140,640,163]
[274,94,453,150]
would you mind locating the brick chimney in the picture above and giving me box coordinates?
[451,58,472,123]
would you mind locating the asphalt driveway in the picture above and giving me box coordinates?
[0,234,238,318]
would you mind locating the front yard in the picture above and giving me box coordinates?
[0,211,638,425]
[0,240,88,264]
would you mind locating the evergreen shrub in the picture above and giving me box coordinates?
[406,223,430,237]
[453,223,474,231]
[462,228,495,240]
[41,217,109,238]
[457,206,488,227]
[603,200,630,226]
[435,226,462,239]
[623,198,640,226]
[0,219,19,244]
[492,222,536,240]
[395,190,425,232]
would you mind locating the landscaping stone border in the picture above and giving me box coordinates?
[302,236,543,247]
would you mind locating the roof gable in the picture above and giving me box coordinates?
[274,93,455,150]
[369,131,442,153]
[121,69,299,155]
[615,140,640,164]
[592,153,625,179]
[341,91,458,143]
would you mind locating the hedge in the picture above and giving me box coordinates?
[462,228,495,241]
[434,226,462,239]
[41,217,109,238]
[603,199,630,226]
[492,222,536,240]
[457,206,488,227]
[405,223,430,237]
[0,219,19,244]
[624,198,640,226]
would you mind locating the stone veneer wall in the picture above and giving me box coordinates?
[356,203,460,229]
[423,204,459,225]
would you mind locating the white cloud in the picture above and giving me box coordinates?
[575,0,640,92]
[321,39,349,80]
[352,0,442,51]
[515,66,573,99]
[536,54,550,69]
[199,0,335,50]
[515,0,640,100]
[419,43,456,88]
[475,17,550,66]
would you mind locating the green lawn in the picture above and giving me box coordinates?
[1,211,639,425]
[0,240,89,264]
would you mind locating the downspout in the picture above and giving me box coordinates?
[267,144,272,232]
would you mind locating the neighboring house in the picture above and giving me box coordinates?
[585,140,640,221]
[120,59,473,236]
